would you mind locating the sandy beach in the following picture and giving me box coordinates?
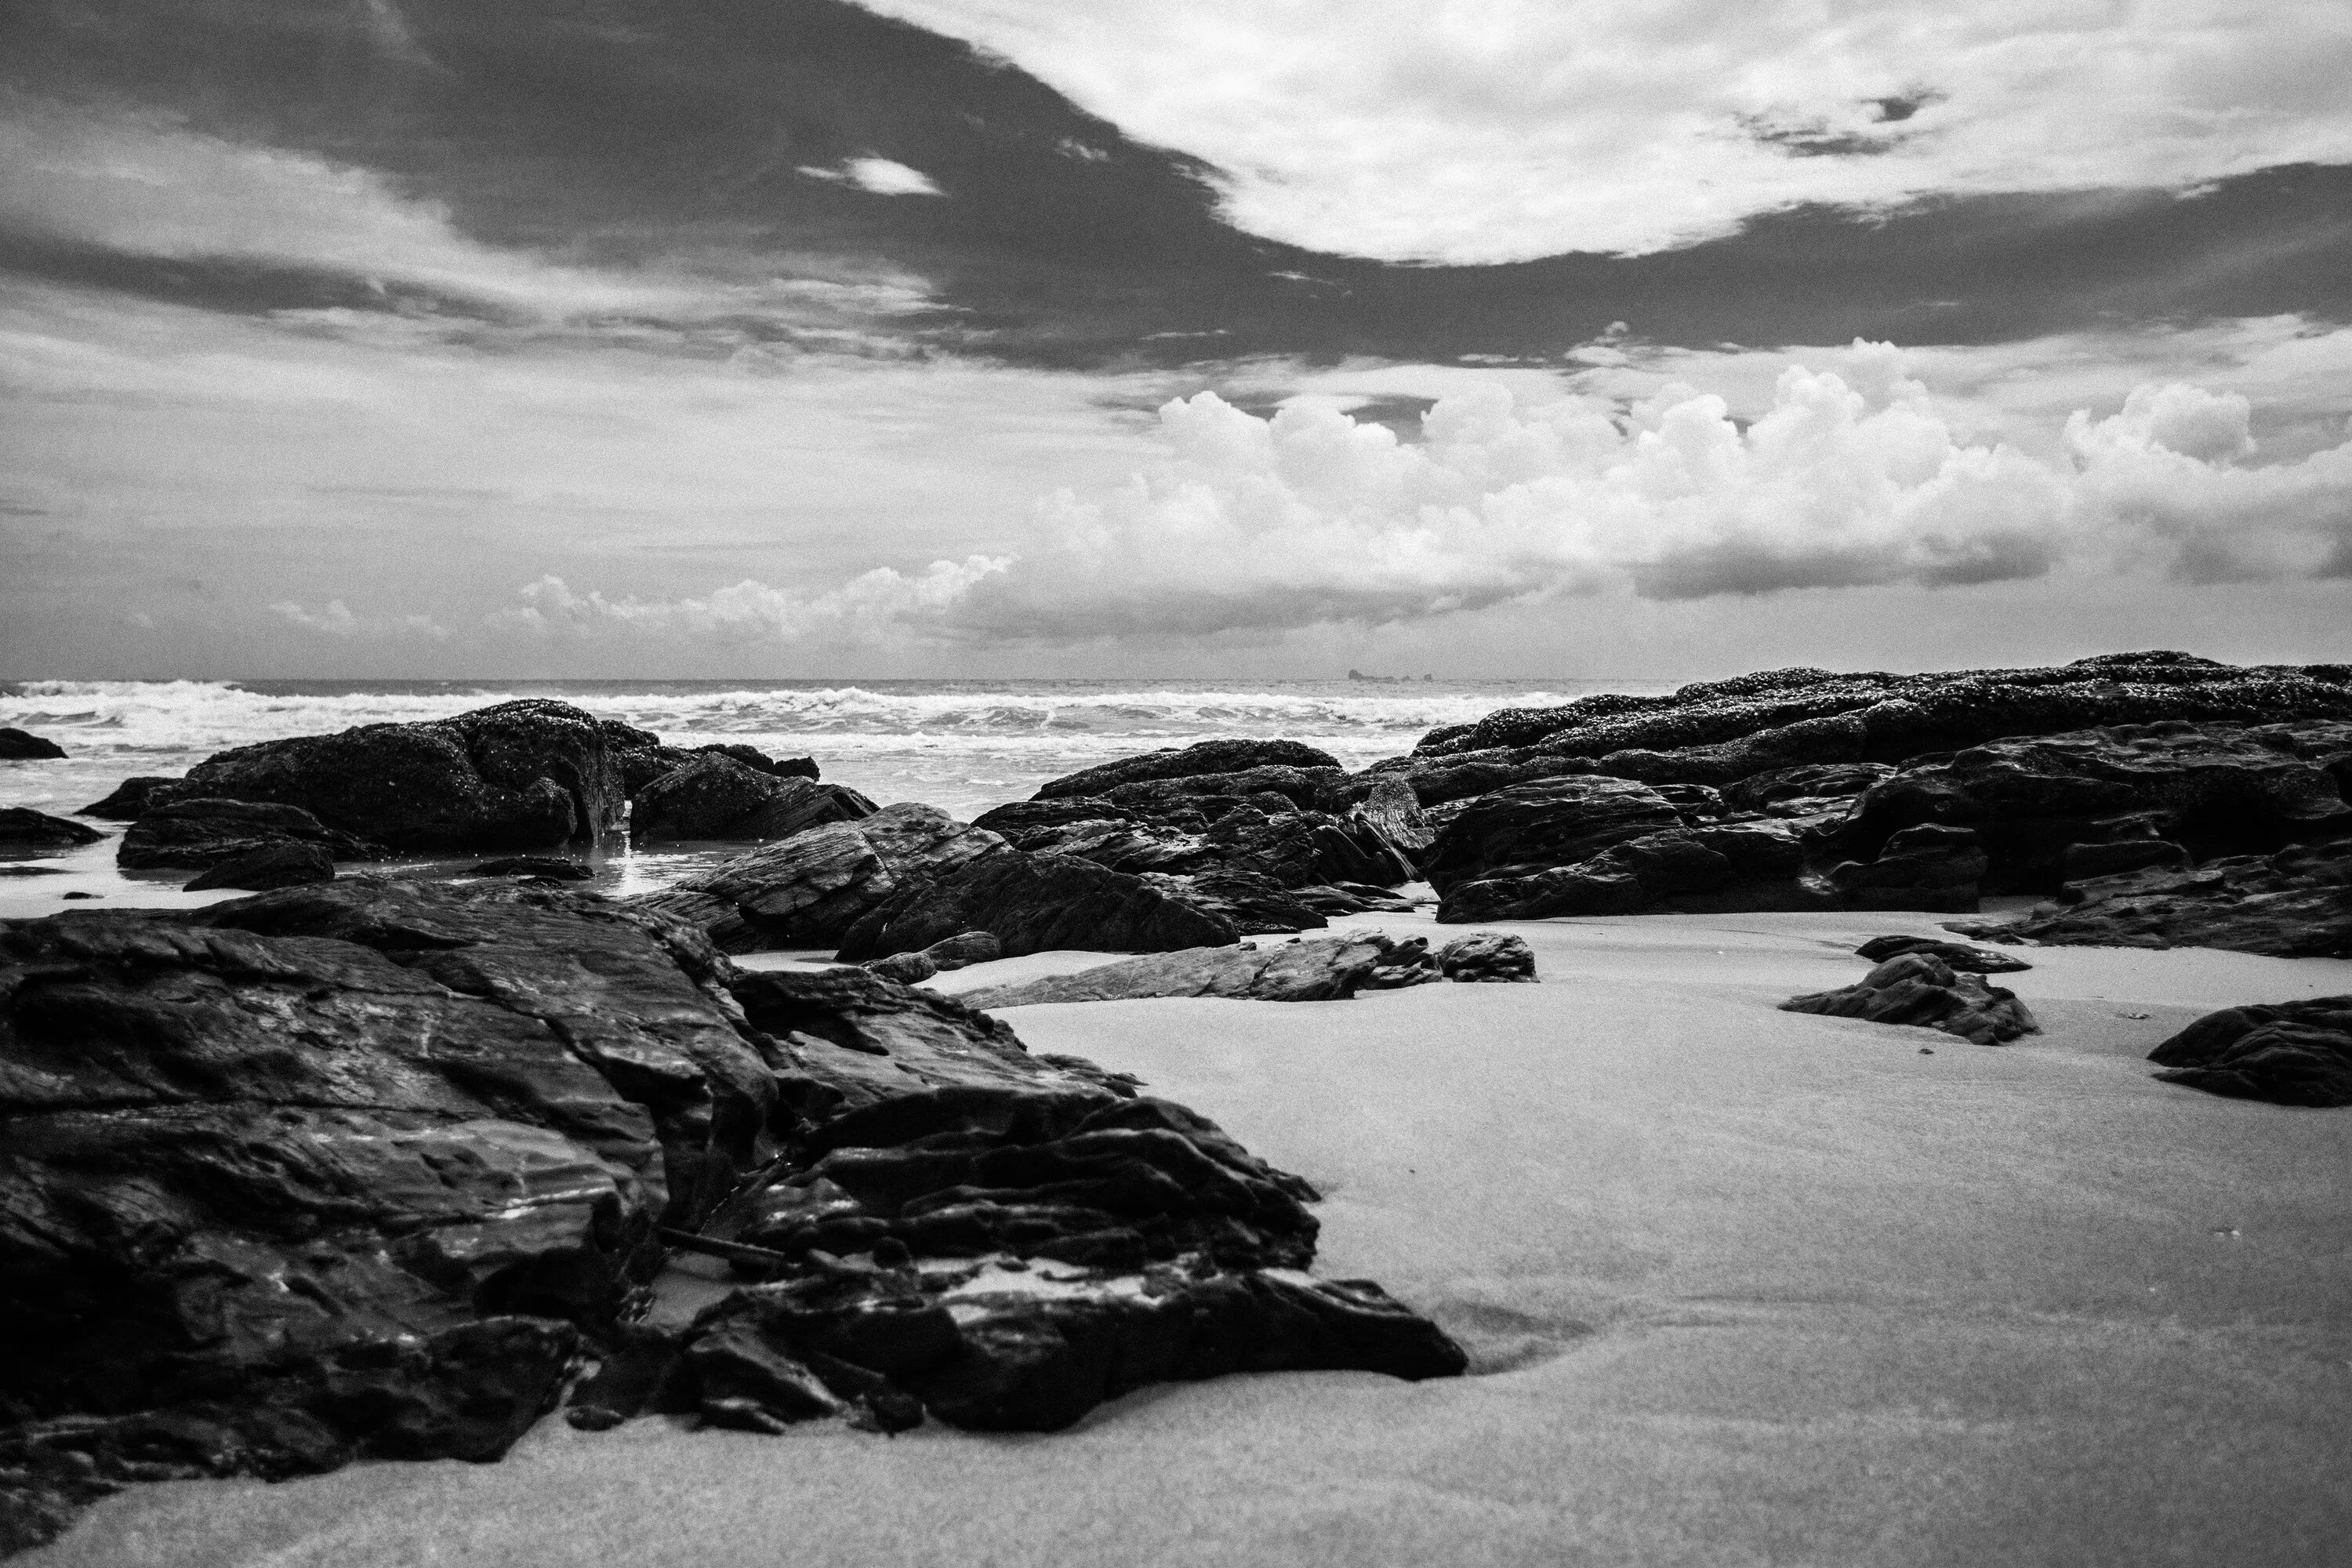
[30,907,2352,1568]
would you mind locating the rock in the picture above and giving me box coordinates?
[1410,656,2352,789]
[1100,764,1349,814]
[920,931,1002,971]
[834,851,1239,964]
[1435,932,1537,982]
[1780,951,2040,1044]
[956,933,1445,1007]
[0,728,65,760]
[1436,820,1814,923]
[630,757,875,844]
[1033,739,1344,800]
[1203,807,1415,890]
[1719,762,1896,818]
[1424,776,1687,895]
[695,744,820,782]
[636,804,1005,953]
[115,797,386,871]
[77,775,183,819]
[862,950,939,985]
[175,699,638,852]
[0,808,103,851]
[1820,822,1987,913]
[2147,996,2352,1106]
[1138,869,1329,935]
[470,855,594,880]
[1947,840,2352,958]
[0,866,66,878]
[1356,752,1602,811]
[181,840,336,891]
[1853,935,2032,973]
[1354,774,1436,858]
[1288,883,1420,915]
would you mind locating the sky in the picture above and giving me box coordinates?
[2,0,2350,681]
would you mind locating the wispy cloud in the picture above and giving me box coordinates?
[270,599,449,639]
[796,158,948,197]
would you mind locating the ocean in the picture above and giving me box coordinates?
[0,677,1664,915]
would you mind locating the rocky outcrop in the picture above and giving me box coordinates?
[1853,935,2031,974]
[114,798,384,872]
[1435,932,1537,982]
[2147,996,2352,1106]
[1140,869,1330,935]
[1425,777,1686,895]
[76,776,181,820]
[956,933,1446,1007]
[835,851,1239,963]
[0,728,65,760]
[637,804,1004,953]
[1033,739,1343,801]
[1780,951,2039,1044]
[860,930,1002,985]
[174,699,640,851]
[1408,654,2352,787]
[1947,840,2352,959]
[0,808,102,851]
[981,793,1410,896]
[1436,815,1820,924]
[180,841,336,891]
[1818,822,1987,913]
[630,756,875,844]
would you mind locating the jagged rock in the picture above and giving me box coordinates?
[1101,764,1348,814]
[1853,935,2031,973]
[115,797,386,871]
[1424,776,1687,895]
[1436,932,1537,982]
[470,855,594,880]
[1034,739,1344,800]
[2147,995,2352,1106]
[956,933,1444,1007]
[1356,751,1602,811]
[1822,720,2352,894]
[1780,951,2040,1044]
[973,797,1150,840]
[636,804,1005,953]
[862,950,942,985]
[630,756,875,844]
[834,851,1238,963]
[990,815,1222,876]
[1289,883,1419,915]
[0,808,103,850]
[1410,656,2352,791]
[1437,821,1814,923]
[1204,806,1415,889]
[77,776,183,820]
[1138,869,1329,935]
[181,840,336,891]
[0,728,65,760]
[1720,762,1895,818]
[861,929,1005,985]
[1820,822,1987,913]
[1947,840,2352,958]
[176,699,641,851]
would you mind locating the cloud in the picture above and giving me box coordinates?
[859,0,2352,259]
[796,158,948,197]
[270,599,449,639]
[495,557,1008,644]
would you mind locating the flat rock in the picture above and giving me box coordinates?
[1853,935,2032,973]
[0,808,103,851]
[1034,739,1344,800]
[636,804,1004,952]
[181,840,336,891]
[630,757,874,843]
[77,775,183,820]
[1947,840,2352,958]
[833,851,1238,963]
[0,728,66,760]
[2147,995,2352,1106]
[116,797,386,871]
[1780,951,2040,1044]
[956,933,1445,1007]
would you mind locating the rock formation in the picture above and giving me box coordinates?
[956,932,1446,1007]
[115,798,385,872]
[1780,951,2040,1044]
[1032,739,1344,800]
[2147,995,2352,1106]
[0,808,102,851]
[836,851,1240,963]
[180,840,336,891]
[630,755,875,843]
[0,728,65,760]
[1434,931,1538,982]
[859,930,1002,985]
[1853,935,2031,973]
[76,777,180,820]
[1947,840,2352,959]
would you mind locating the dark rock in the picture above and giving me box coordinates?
[1436,820,1814,923]
[2147,996,2352,1106]
[631,757,875,844]
[1853,935,2031,973]
[1205,807,1415,890]
[920,931,1002,971]
[181,841,336,892]
[0,866,66,877]
[956,933,1445,1007]
[1947,840,2352,958]
[0,808,103,851]
[834,851,1238,963]
[116,797,385,872]
[1138,869,1329,935]
[1424,776,1686,895]
[1034,739,1344,800]
[0,728,66,760]
[694,744,820,782]
[1436,932,1537,982]
[1780,951,2039,1044]
[1355,751,1601,811]
[470,855,594,880]
[1720,762,1895,818]
[1101,764,1348,814]
[176,699,637,852]
[973,797,1149,840]
[637,804,1006,953]
[60,891,98,899]
[1821,822,1987,913]
[77,776,183,820]
[1287,882,1419,915]
[862,950,942,985]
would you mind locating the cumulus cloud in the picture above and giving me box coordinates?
[860,0,2352,259]
[495,343,2352,647]
[270,599,448,639]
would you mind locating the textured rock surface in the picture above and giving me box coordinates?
[836,851,1239,962]
[1819,822,1988,913]
[636,804,1005,953]
[1138,869,1330,935]
[1033,739,1343,801]
[180,840,336,891]
[173,699,642,851]
[1436,820,1817,923]
[114,798,385,872]
[0,808,103,851]
[1435,932,1538,982]
[0,728,66,760]
[1424,777,1687,895]
[76,776,181,820]
[859,930,1004,986]
[1947,840,2352,958]
[1780,952,2040,1044]
[1853,935,2032,973]
[630,757,874,844]
[956,933,1446,1007]
[2147,995,2352,1106]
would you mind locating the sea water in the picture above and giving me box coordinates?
[0,677,1664,916]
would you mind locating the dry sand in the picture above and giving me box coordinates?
[31,909,2352,1567]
